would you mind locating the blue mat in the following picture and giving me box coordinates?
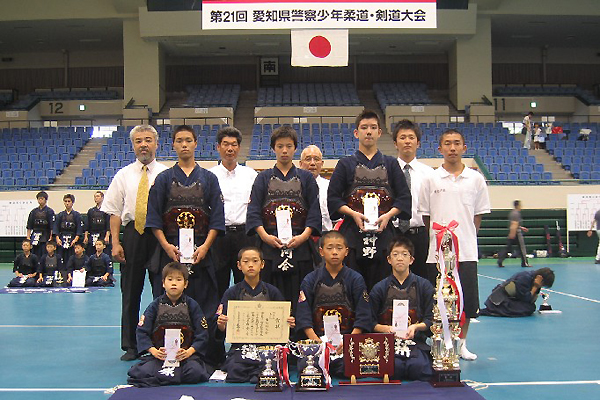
[0,286,107,294]
[109,381,485,400]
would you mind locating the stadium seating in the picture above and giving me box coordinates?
[494,85,600,105]
[256,83,360,107]
[374,82,432,108]
[182,84,241,109]
[545,123,599,182]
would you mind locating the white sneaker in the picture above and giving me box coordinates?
[460,340,477,361]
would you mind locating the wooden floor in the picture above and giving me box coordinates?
[1,257,599,400]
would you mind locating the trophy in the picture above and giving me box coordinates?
[255,346,282,392]
[539,292,552,311]
[293,340,327,391]
[430,225,463,387]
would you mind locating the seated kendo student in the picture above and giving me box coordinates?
[216,246,295,383]
[65,242,89,281]
[83,239,114,287]
[295,231,374,377]
[8,239,39,287]
[480,267,555,317]
[36,241,68,287]
[128,262,212,388]
[370,237,434,381]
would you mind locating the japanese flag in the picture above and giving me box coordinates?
[291,29,349,67]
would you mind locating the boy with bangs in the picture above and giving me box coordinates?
[216,247,295,383]
[295,230,374,377]
[370,237,434,381]
[84,239,114,287]
[8,239,39,287]
[128,262,211,387]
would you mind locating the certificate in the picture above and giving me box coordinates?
[392,299,409,336]
[225,300,291,344]
[363,196,379,231]
[72,270,86,288]
[179,228,195,264]
[275,208,293,245]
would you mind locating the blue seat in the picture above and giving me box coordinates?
[98,176,109,186]
[38,177,49,186]
[508,172,519,181]
[519,172,531,181]
[75,177,84,185]
[85,176,96,185]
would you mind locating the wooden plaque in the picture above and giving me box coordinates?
[343,333,395,378]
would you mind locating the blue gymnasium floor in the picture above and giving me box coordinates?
[1,258,599,400]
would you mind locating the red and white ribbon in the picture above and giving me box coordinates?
[277,345,291,387]
[317,342,335,389]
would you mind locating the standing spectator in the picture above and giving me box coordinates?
[102,125,168,361]
[26,191,55,259]
[587,208,600,264]
[391,119,435,286]
[419,129,491,361]
[522,111,534,149]
[497,200,530,268]
[210,127,258,299]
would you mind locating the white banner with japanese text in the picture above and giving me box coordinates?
[202,0,437,30]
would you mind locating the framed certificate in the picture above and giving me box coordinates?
[225,300,291,344]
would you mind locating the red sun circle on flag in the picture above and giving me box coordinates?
[309,36,332,58]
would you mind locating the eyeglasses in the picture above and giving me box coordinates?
[390,251,412,259]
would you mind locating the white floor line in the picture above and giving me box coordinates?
[0,388,108,392]
[478,274,600,304]
[0,325,119,328]
[482,380,600,386]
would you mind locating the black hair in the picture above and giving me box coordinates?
[514,200,521,208]
[36,191,48,200]
[237,246,264,261]
[387,236,415,257]
[438,129,465,146]
[270,125,298,150]
[217,126,243,145]
[392,119,422,143]
[355,109,381,131]
[162,261,190,281]
[535,267,555,288]
[22,238,32,245]
[172,125,197,142]
[46,240,57,248]
[63,193,75,203]
[319,230,348,248]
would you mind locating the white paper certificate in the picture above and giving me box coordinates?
[392,299,409,335]
[164,328,181,368]
[276,208,293,245]
[323,315,343,346]
[363,196,379,231]
[72,269,86,288]
[226,300,291,344]
[179,228,195,264]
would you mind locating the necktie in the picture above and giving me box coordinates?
[134,165,149,235]
[398,164,411,233]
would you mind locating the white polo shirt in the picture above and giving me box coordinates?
[316,175,333,231]
[419,164,491,263]
[396,157,434,229]
[101,159,168,226]
[210,163,257,226]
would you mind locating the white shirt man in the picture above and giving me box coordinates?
[210,163,257,227]
[299,145,333,231]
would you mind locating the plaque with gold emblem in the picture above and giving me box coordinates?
[177,211,196,264]
[342,333,394,383]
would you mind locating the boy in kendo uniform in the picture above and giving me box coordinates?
[54,194,83,266]
[146,125,225,366]
[84,191,111,257]
[216,247,295,383]
[370,237,434,381]
[8,239,39,287]
[26,191,55,259]
[246,126,322,313]
[37,241,67,287]
[327,110,411,290]
[127,262,211,388]
[295,231,374,377]
[66,242,89,281]
[84,239,114,287]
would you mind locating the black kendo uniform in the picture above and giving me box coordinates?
[8,253,39,287]
[85,252,114,287]
[127,293,211,387]
[146,165,225,367]
[480,270,543,317]
[328,151,411,290]
[26,206,55,259]
[38,253,66,287]
[66,253,89,276]
[246,165,322,314]
[85,206,110,256]
[370,274,434,381]
[218,280,286,383]
[295,266,374,377]
[54,210,83,267]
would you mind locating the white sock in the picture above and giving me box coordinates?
[460,339,477,360]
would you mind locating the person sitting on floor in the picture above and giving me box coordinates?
[127,262,212,387]
[36,241,67,287]
[84,239,114,287]
[480,267,555,317]
[370,236,434,381]
[217,246,295,383]
[8,239,39,287]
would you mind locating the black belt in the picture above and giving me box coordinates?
[405,226,426,235]
[226,224,246,232]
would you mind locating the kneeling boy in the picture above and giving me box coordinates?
[217,246,294,383]
[127,262,211,387]
[480,267,555,317]
[84,239,114,287]
[8,239,39,287]
[37,241,67,287]
[370,237,434,381]
[295,231,374,377]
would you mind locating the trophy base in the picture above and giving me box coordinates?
[255,376,282,392]
[295,374,327,391]
[539,304,552,311]
[430,368,464,387]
